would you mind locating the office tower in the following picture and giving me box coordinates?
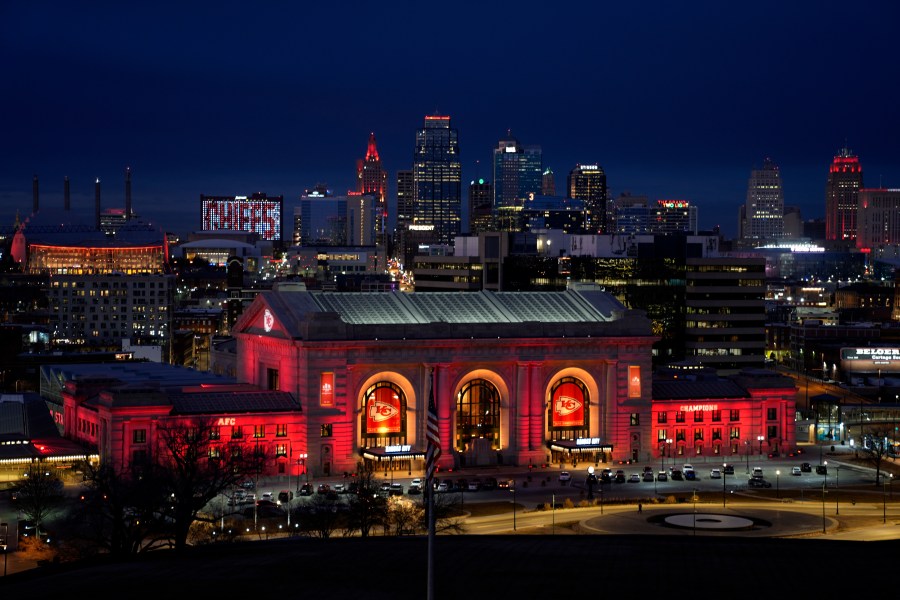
[357,133,388,239]
[492,133,542,209]
[743,158,785,244]
[412,114,461,246]
[542,167,555,196]
[295,194,376,247]
[825,147,864,241]
[395,170,414,233]
[857,188,900,250]
[468,178,494,234]
[567,164,607,233]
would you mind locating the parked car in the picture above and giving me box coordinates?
[801,462,812,472]
[558,471,572,483]
[723,464,735,475]
[277,490,293,504]
[709,468,722,479]
[497,479,512,489]
[468,479,482,491]
[657,471,668,482]
[683,464,695,473]
[791,466,802,476]
[628,473,641,483]
[408,482,422,495]
[671,469,684,481]
[299,483,314,496]
[642,471,655,482]
[482,477,498,491]
[685,470,697,480]
[389,483,404,496]
[816,465,828,475]
[317,484,331,495]
[752,467,764,478]
[614,470,626,483]
[261,491,274,502]
[600,468,613,483]
[333,483,347,494]
[437,482,450,493]
[748,478,772,488]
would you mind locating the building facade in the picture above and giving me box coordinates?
[856,188,900,250]
[412,114,462,246]
[825,148,864,242]
[356,132,388,242]
[201,193,284,243]
[492,134,542,209]
[567,164,608,234]
[742,157,785,244]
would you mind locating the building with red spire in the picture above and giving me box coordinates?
[357,133,388,241]
[825,148,864,242]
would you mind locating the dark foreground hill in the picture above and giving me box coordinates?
[1,534,895,597]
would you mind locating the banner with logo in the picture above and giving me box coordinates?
[551,381,585,428]
[628,365,641,398]
[320,372,334,407]
[366,387,402,434]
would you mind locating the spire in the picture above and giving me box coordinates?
[365,132,380,162]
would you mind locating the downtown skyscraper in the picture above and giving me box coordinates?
[492,133,542,209]
[357,132,388,240]
[825,147,864,242]
[412,114,461,246]
[567,164,608,233]
[742,157,784,244]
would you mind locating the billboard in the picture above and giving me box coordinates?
[841,347,900,372]
[365,387,402,434]
[551,380,586,428]
[201,194,282,241]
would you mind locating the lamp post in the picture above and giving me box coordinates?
[836,465,840,515]
[722,462,727,508]
[757,435,764,456]
[586,466,596,501]
[775,470,780,499]
[823,460,828,489]
[666,438,672,471]
[745,441,750,474]
[511,480,517,531]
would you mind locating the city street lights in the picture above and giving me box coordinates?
[586,466,596,501]
[776,470,780,499]
[666,439,672,470]
[757,435,764,455]
[511,480,517,531]
[745,441,750,474]
[722,462,727,508]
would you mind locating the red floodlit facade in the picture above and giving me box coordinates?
[825,149,863,242]
[232,284,659,478]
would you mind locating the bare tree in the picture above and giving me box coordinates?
[344,461,388,537]
[294,493,344,539]
[12,466,65,539]
[861,424,894,485]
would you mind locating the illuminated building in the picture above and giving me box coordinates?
[567,164,608,233]
[542,167,555,196]
[742,157,785,244]
[201,193,284,243]
[294,194,377,247]
[856,188,900,251]
[234,283,657,475]
[825,147,864,242]
[356,133,388,241]
[615,199,697,235]
[412,114,461,246]
[468,178,494,234]
[492,133,542,209]
[651,365,797,460]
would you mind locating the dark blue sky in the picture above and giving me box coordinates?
[3,1,899,240]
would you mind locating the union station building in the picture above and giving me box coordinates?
[33,283,797,480]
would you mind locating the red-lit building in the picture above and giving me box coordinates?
[651,364,797,464]
[232,283,658,477]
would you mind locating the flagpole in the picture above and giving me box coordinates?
[427,483,435,600]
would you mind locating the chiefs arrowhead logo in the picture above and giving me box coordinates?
[263,309,274,332]
[369,399,399,422]
[555,395,582,416]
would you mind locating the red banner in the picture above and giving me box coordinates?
[366,387,402,434]
[320,372,334,407]
[628,365,641,398]
[552,381,585,427]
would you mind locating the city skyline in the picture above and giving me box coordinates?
[3,2,900,240]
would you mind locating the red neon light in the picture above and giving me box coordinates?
[30,244,163,252]
[365,132,380,162]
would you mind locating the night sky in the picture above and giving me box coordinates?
[3,1,900,240]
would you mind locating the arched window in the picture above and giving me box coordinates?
[361,382,407,447]
[548,377,589,440]
[456,379,500,451]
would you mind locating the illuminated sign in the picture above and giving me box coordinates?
[841,347,900,372]
[551,381,585,427]
[263,309,274,333]
[679,404,719,412]
[201,196,282,241]
[657,200,690,208]
[385,445,412,453]
[366,387,402,434]
[408,224,435,231]
[320,372,334,407]
[576,437,601,446]
[628,366,641,398]
[217,418,237,426]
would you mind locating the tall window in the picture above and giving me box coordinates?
[675,411,686,423]
[132,429,146,444]
[254,425,266,439]
[267,368,279,391]
[630,413,640,426]
[693,411,704,423]
[275,444,287,457]
[657,411,668,424]
[729,409,740,421]
[276,423,287,437]
[711,410,721,422]
[767,408,777,420]
[231,426,243,439]
[457,379,501,451]
[362,381,407,447]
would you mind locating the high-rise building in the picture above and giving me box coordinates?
[395,170,414,232]
[857,188,900,251]
[295,193,376,247]
[357,133,388,240]
[468,178,494,234]
[492,134,542,209]
[412,114,461,246]
[825,148,864,241]
[201,192,284,242]
[542,167,555,196]
[567,164,607,233]
[743,157,785,244]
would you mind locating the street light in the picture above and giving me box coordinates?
[511,480,517,531]
[776,470,780,499]
[722,462,727,508]
[666,438,672,470]
[586,466,596,501]
[745,441,750,474]
[757,435,764,455]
